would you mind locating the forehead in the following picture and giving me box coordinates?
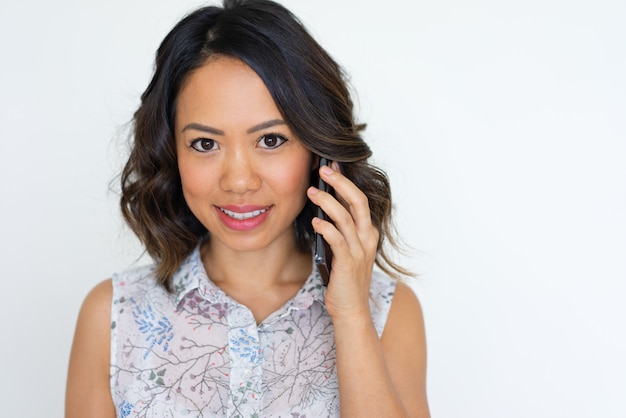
[175,57,282,128]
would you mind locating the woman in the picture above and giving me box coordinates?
[66,1,429,416]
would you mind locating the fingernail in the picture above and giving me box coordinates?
[320,165,333,176]
[308,186,318,195]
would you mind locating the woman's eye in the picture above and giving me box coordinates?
[258,133,287,149]
[190,138,217,152]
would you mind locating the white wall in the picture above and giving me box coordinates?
[0,1,624,416]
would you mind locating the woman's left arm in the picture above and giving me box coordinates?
[332,282,429,417]
[307,163,430,417]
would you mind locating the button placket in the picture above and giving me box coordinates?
[227,304,263,416]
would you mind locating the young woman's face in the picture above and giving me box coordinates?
[175,57,313,254]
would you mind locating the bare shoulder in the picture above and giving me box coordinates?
[388,281,424,323]
[382,281,431,417]
[66,279,116,418]
[382,281,427,355]
[74,279,113,338]
[82,278,113,315]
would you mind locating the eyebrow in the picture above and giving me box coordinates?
[181,123,224,135]
[181,119,286,135]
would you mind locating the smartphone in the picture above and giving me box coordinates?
[314,157,333,285]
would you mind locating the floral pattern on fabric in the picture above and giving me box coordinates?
[110,245,396,417]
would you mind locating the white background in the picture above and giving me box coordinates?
[1,0,624,416]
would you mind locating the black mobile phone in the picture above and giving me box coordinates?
[314,157,333,285]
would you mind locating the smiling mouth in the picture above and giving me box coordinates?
[219,207,268,220]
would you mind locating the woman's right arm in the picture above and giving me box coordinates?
[66,279,116,418]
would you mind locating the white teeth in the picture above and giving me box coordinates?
[220,208,267,220]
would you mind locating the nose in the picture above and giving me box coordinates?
[219,149,262,194]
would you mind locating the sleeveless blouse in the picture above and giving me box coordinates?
[110,245,396,417]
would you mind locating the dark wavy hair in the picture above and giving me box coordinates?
[121,0,410,290]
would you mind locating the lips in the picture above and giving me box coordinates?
[219,207,268,220]
[215,205,272,231]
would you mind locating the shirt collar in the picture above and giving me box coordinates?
[260,264,327,327]
[172,243,326,310]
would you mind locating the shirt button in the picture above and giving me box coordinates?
[244,369,252,378]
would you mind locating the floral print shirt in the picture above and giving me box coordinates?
[110,245,396,417]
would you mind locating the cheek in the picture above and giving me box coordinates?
[276,158,312,196]
[178,161,210,201]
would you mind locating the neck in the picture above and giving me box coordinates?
[200,235,313,323]
[200,235,312,292]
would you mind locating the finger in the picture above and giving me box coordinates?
[318,164,376,236]
[308,185,379,264]
[310,215,352,261]
[307,186,363,252]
